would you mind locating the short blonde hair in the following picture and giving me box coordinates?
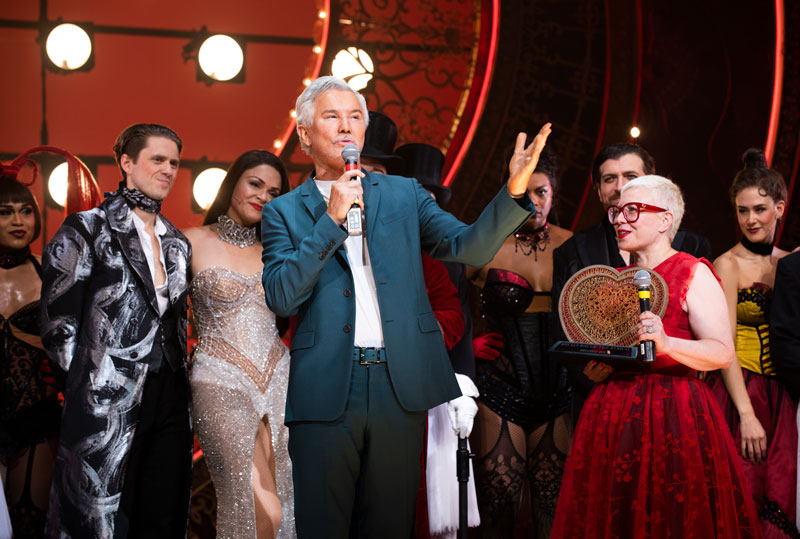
[621,175,684,240]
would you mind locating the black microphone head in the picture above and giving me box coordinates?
[633,269,651,289]
[342,144,360,164]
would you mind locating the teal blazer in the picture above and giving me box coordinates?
[261,171,533,423]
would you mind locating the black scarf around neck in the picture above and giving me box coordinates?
[105,181,162,213]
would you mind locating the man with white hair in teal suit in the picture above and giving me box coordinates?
[261,75,551,538]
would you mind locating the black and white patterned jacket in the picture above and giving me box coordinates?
[40,195,192,538]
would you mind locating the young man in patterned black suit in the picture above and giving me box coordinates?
[40,124,193,538]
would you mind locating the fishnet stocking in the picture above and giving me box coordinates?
[525,414,570,537]
[472,403,570,538]
[5,439,57,538]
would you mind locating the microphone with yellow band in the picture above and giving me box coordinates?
[633,269,656,362]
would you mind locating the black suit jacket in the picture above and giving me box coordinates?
[770,251,800,401]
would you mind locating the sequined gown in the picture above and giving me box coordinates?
[708,284,799,538]
[190,267,294,538]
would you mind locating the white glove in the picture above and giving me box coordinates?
[446,373,480,439]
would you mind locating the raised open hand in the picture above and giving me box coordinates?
[507,122,552,198]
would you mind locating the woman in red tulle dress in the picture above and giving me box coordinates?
[551,175,762,538]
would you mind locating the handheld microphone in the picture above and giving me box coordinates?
[633,269,656,362]
[341,144,363,235]
[342,144,360,172]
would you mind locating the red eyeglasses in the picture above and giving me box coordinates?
[607,202,667,223]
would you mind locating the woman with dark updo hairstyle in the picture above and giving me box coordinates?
[183,149,294,538]
[0,169,59,539]
[707,148,798,537]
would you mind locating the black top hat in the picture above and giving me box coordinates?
[362,111,403,170]
[394,143,451,208]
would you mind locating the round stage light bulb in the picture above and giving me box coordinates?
[48,162,69,207]
[46,23,92,70]
[630,126,641,138]
[318,10,327,18]
[313,45,322,54]
[273,140,283,149]
[332,47,374,91]
[198,35,244,81]
[193,168,227,210]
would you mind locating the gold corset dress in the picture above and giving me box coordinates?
[190,267,294,538]
[736,284,772,375]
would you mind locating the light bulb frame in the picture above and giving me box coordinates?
[41,20,96,74]
[187,32,247,85]
[190,158,232,213]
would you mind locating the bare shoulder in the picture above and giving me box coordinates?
[712,248,738,276]
[692,260,717,283]
[182,225,215,245]
[549,224,572,249]
[686,261,726,310]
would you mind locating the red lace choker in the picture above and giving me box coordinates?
[514,223,550,260]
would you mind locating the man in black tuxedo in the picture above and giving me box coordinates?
[552,143,712,423]
[770,251,800,400]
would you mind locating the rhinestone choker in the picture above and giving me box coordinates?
[217,214,257,248]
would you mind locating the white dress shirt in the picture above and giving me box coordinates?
[130,211,170,316]
[315,179,384,348]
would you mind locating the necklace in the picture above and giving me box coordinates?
[217,214,256,248]
[514,223,549,261]
[741,235,774,256]
[0,246,31,269]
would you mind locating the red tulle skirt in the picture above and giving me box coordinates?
[552,372,762,539]
[708,369,799,538]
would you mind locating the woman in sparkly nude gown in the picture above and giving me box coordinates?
[183,150,293,538]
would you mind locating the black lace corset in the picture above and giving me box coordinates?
[478,269,570,429]
[1,300,61,464]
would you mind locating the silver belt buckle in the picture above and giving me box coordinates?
[358,348,382,365]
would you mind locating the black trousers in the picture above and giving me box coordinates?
[289,359,427,539]
[116,365,192,538]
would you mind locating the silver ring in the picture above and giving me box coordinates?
[353,196,360,205]
[646,326,655,334]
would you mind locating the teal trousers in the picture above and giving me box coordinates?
[289,358,427,538]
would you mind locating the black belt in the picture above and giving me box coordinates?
[352,347,386,365]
